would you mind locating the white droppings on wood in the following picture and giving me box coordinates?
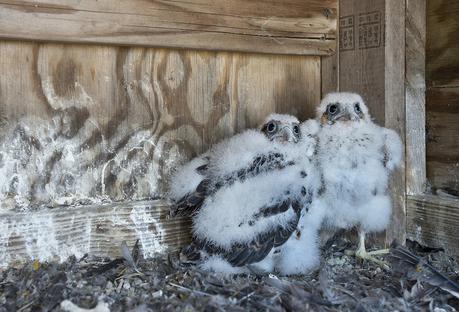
[130,205,166,258]
[0,200,186,268]
[0,114,186,211]
[414,225,423,242]
[0,212,91,268]
[41,78,95,110]
[0,220,13,266]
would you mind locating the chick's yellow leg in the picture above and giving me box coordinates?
[355,230,390,270]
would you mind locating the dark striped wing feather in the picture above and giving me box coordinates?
[170,178,211,217]
[171,151,295,218]
[197,199,302,267]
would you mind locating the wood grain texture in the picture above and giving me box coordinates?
[426,0,459,88]
[426,88,459,195]
[0,0,337,55]
[426,0,459,196]
[0,41,321,212]
[321,52,338,96]
[406,194,459,256]
[405,0,426,196]
[338,0,386,124]
[0,200,191,268]
[320,0,339,97]
[385,0,406,245]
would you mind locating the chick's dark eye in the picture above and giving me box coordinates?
[354,102,361,113]
[293,125,300,134]
[327,104,338,115]
[267,122,276,133]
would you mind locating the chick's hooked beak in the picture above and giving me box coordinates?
[324,104,362,125]
[334,111,353,122]
[275,126,297,143]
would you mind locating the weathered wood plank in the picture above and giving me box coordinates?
[426,0,459,88]
[406,194,459,256]
[0,0,337,55]
[385,0,406,245]
[425,0,459,196]
[405,0,426,196]
[426,88,459,195]
[426,161,459,197]
[320,2,338,97]
[338,0,386,124]
[0,200,192,268]
[0,41,321,212]
[321,52,338,96]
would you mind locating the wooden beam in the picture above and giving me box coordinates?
[0,200,192,268]
[385,0,406,245]
[405,0,426,196]
[407,194,459,256]
[0,0,337,55]
[338,0,386,124]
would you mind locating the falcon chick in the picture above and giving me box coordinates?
[168,113,302,217]
[316,92,402,267]
[169,114,322,275]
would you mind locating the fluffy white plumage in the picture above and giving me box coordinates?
[276,190,324,275]
[168,113,302,206]
[315,92,402,261]
[262,113,300,125]
[168,155,208,203]
[169,115,323,275]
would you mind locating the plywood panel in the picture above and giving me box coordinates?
[0,41,321,212]
[0,0,337,56]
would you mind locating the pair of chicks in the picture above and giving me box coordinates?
[169,92,403,275]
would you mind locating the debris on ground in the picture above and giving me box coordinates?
[1,237,458,312]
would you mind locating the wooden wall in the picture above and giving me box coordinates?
[426,0,459,196]
[338,0,386,124]
[0,42,321,212]
[0,0,338,267]
[405,0,459,256]
[0,0,336,55]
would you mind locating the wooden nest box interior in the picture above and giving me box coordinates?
[0,0,457,268]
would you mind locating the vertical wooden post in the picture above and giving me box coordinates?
[405,0,426,196]
[385,0,407,244]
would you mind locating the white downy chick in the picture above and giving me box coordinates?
[316,92,403,265]
[168,113,301,217]
[274,119,324,275]
[170,114,322,274]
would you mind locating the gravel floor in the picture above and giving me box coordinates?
[1,236,458,312]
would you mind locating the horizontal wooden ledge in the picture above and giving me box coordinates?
[0,0,337,55]
[406,194,459,256]
[0,200,192,268]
